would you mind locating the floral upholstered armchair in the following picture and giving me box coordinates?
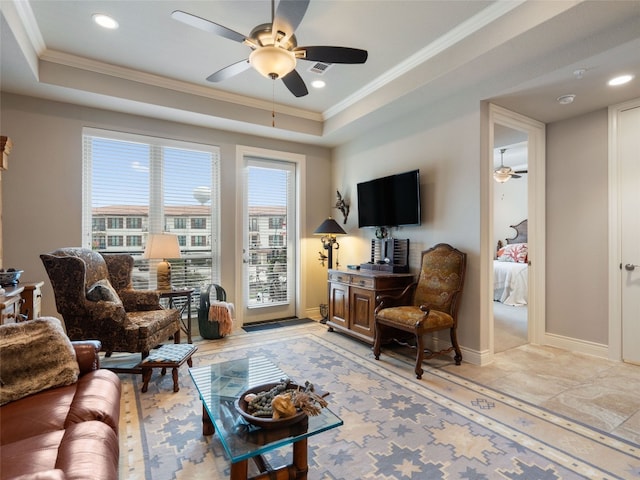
[373,243,467,379]
[40,248,181,361]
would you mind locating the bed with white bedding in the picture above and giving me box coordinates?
[494,219,528,306]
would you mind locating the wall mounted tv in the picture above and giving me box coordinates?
[357,169,421,228]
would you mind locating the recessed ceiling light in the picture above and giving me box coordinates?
[608,74,634,86]
[311,80,326,89]
[93,14,119,29]
[557,94,576,105]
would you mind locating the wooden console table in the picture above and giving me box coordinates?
[327,269,414,344]
[0,285,24,324]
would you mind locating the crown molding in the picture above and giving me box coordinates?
[39,50,323,122]
[324,0,525,120]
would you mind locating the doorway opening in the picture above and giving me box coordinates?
[485,104,545,362]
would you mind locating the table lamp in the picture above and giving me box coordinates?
[143,233,181,291]
[314,217,346,270]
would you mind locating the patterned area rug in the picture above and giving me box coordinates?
[119,328,639,479]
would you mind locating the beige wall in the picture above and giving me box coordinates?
[546,109,609,344]
[0,90,615,357]
[333,107,483,352]
[0,93,332,320]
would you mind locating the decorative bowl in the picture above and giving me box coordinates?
[0,270,23,287]
[235,382,306,429]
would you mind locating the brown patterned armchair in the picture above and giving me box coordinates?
[373,243,467,379]
[40,248,181,362]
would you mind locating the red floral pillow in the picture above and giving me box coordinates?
[497,243,528,263]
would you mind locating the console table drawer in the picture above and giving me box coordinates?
[350,276,374,288]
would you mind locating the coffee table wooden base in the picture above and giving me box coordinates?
[203,407,309,480]
[230,438,308,480]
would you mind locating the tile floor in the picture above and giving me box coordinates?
[442,342,640,445]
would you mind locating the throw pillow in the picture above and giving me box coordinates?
[0,317,80,406]
[496,243,528,263]
[86,278,122,304]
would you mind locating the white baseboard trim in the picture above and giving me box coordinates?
[304,307,322,321]
[542,332,609,359]
[460,346,492,366]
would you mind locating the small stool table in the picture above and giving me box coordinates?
[139,343,198,393]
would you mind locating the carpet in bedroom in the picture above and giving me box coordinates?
[118,329,636,479]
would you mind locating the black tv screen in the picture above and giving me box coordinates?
[357,170,421,228]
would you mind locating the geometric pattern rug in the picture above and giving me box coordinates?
[118,330,640,479]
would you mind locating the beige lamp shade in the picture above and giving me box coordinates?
[143,234,181,291]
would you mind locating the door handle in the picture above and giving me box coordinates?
[624,264,640,271]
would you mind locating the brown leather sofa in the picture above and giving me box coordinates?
[0,340,121,480]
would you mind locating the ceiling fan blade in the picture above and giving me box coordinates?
[273,0,310,40]
[206,59,251,82]
[514,170,528,174]
[511,174,522,179]
[295,46,368,64]
[282,69,308,97]
[171,10,247,44]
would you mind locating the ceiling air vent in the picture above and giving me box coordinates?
[308,62,333,75]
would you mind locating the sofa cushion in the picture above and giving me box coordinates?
[0,430,65,479]
[55,421,119,480]
[0,318,80,406]
[65,369,121,433]
[0,383,76,446]
[8,470,66,480]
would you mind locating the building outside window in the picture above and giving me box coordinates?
[126,235,142,247]
[191,235,207,247]
[269,234,284,247]
[93,236,106,250]
[93,218,105,232]
[108,217,123,229]
[177,235,186,247]
[174,217,187,229]
[108,235,123,247]
[250,217,258,232]
[191,218,207,229]
[268,217,284,229]
[126,217,142,229]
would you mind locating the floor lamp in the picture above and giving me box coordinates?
[314,217,346,324]
[314,217,346,270]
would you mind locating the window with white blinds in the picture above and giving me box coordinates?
[82,128,220,299]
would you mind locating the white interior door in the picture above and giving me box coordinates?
[241,156,296,324]
[620,105,640,364]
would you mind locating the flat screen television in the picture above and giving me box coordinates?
[357,169,421,228]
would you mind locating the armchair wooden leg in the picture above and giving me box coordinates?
[414,330,425,380]
[373,323,383,360]
[450,328,462,365]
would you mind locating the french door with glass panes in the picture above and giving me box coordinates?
[242,157,296,323]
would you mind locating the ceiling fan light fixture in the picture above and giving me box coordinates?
[249,46,296,79]
[493,168,512,183]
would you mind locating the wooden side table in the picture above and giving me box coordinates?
[159,288,194,343]
[20,281,44,320]
[0,285,24,324]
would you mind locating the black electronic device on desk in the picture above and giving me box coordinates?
[360,239,410,273]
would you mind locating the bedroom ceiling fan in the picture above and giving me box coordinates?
[171,0,368,98]
[493,148,528,183]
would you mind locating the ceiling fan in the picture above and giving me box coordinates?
[493,148,528,183]
[171,0,368,98]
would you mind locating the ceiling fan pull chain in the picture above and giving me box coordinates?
[272,80,276,127]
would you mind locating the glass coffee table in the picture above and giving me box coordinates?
[189,356,343,480]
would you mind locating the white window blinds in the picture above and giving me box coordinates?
[82,128,220,295]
